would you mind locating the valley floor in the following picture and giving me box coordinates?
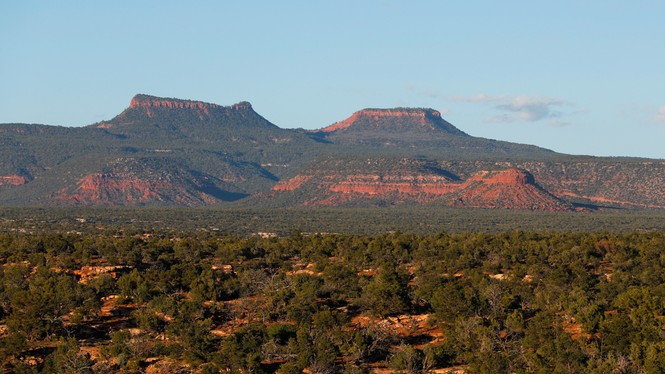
[1,206,665,235]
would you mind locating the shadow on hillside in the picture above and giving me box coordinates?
[203,187,249,202]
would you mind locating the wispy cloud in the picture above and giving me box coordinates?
[496,96,567,122]
[656,105,665,123]
[452,93,572,126]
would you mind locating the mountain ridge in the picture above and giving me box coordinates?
[0,94,663,210]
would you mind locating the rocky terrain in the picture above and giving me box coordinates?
[272,163,572,211]
[0,94,663,211]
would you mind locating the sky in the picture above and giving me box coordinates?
[1,1,664,159]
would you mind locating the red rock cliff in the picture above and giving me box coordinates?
[452,169,571,211]
[129,95,223,111]
[320,108,445,132]
[128,94,252,112]
[57,172,221,206]
[0,175,27,187]
[274,166,572,211]
[96,95,255,127]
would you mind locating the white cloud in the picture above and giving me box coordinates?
[496,96,567,122]
[453,93,571,126]
[656,105,665,123]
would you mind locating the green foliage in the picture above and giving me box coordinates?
[6,266,81,339]
[290,320,339,374]
[0,331,27,363]
[359,262,411,317]
[0,230,662,372]
[117,269,152,303]
[4,206,665,237]
[521,312,587,372]
[132,307,166,333]
[285,274,323,323]
[216,323,267,372]
[321,261,361,303]
[389,344,437,373]
[266,323,296,343]
[431,278,480,322]
[42,337,93,374]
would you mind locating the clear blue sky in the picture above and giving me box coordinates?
[2,1,664,158]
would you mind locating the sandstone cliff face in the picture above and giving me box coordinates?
[430,160,665,209]
[328,174,458,196]
[272,175,313,191]
[269,157,665,210]
[450,169,572,211]
[272,160,572,211]
[0,175,27,187]
[319,107,466,136]
[96,94,255,127]
[57,172,224,206]
[55,158,248,206]
[2,94,663,210]
[322,108,444,132]
[129,95,222,111]
[59,173,171,205]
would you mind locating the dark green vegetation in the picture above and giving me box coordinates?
[2,207,665,236]
[1,94,663,209]
[0,97,314,204]
[0,230,663,372]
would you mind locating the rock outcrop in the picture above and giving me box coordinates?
[451,169,572,211]
[129,94,223,111]
[97,94,255,126]
[0,175,27,187]
[272,175,313,191]
[1,94,663,210]
[272,160,573,211]
[319,107,466,135]
[55,158,249,206]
